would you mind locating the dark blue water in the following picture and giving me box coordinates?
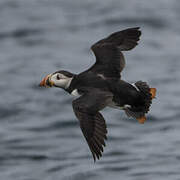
[1,0,180,179]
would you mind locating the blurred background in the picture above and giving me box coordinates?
[0,0,180,179]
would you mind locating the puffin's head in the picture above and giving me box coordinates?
[39,70,74,89]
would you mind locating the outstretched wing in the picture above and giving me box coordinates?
[87,27,141,79]
[72,89,113,161]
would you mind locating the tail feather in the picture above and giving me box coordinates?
[124,107,146,124]
[124,107,144,118]
[134,81,152,114]
[124,81,156,124]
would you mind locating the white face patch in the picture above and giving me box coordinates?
[50,73,73,89]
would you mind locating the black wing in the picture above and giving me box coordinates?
[72,89,113,161]
[87,27,141,79]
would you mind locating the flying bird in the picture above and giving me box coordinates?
[39,27,156,161]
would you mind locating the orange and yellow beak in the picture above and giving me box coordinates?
[39,74,54,87]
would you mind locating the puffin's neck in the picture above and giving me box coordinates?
[65,75,77,93]
[64,77,73,89]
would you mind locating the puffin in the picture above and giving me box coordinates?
[39,27,156,161]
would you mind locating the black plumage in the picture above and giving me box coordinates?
[86,27,141,79]
[40,27,156,161]
[72,89,112,161]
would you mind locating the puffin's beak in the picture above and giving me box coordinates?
[39,74,54,87]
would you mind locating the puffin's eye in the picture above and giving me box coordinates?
[56,74,60,80]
